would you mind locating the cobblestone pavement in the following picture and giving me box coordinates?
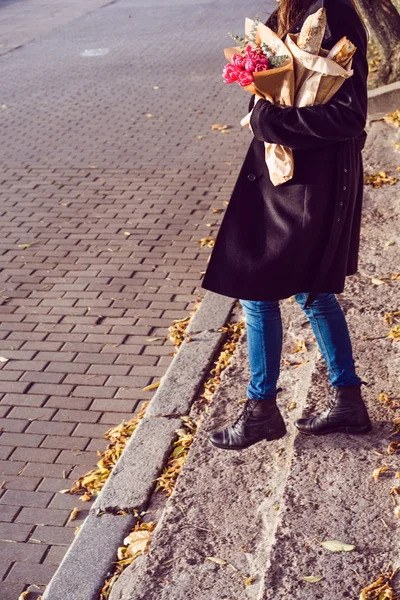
[0,0,275,597]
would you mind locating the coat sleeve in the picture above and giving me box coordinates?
[249,7,368,150]
[248,94,256,113]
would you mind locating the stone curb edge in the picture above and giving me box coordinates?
[42,292,236,600]
[367,79,400,115]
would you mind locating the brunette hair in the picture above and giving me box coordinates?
[273,0,368,39]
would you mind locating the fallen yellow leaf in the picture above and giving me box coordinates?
[320,540,355,552]
[196,237,215,248]
[205,556,227,565]
[372,465,390,481]
[211,123,230,131]
[364,171,398,188]
[124,529,151,559]
[68,507,80,522]
[142,381,161,392]
[371,277,387,286]
[17,242,37,249]
[301,575,324,583]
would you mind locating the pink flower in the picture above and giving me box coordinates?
[223,64,241,83]
[254,63,269,72]
[244,58,257,72]
[231,53,245,68]
[238,70,254,87]
[245,44,263,60]
[257,56,269,66]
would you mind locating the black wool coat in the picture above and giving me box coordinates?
[201,0,368,308]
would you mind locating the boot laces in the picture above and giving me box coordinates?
[232,388,282,432]
[328,381,367,410]
[327,387,340,410]
[232,399,258,431]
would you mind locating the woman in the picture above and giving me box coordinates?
[201,0,372,450]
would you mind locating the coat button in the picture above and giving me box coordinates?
[340,202,343,206]
[344,168,347,173]
[247,173,256,182]
[337,217,341,222]
[343,186,347,190]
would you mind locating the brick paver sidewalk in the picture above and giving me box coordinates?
[0,0,267,597]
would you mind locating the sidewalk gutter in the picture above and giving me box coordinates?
[42,292,236,600]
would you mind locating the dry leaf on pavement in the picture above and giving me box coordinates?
[68,402,148,499]
[359,565,399,599]
[68,507,80,522]
[378,393,400,410]
[211,123,230,131]
[372,465,390,481]
[196,237,215,248]
[384,109,400,127]
[371,277,388,286]
[292,338,307,353]
[364,172,398,188]
[301,575,324,583]
[387,325,400,341]
[205,556,227,565]
[142,381,161,392]
[320,540,355,552]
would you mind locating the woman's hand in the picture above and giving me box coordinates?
[240,110,253,129]
[241,93,273,130]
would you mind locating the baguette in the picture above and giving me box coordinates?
[297,8,327,55]
[327,36,357,66]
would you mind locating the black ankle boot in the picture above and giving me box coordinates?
[295,383,372,436]
[209,394,286,450]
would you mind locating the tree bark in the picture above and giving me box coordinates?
[357,0,400,85]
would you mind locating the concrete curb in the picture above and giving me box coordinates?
[43,292,236,600]
[368,80,400,114]
[43,514,136,600]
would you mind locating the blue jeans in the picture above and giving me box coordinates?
[239,293,361,400]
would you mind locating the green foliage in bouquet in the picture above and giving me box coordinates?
[229,15,289,67]
[248,15,260,49]
[261,41,290,68]
[227,31,247,54]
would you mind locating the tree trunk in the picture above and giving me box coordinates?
[357,0,400,85]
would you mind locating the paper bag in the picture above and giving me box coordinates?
[263,33,354,186]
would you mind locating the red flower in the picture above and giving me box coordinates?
[223,64,241,83]
[231,53,245,69]
[244,58,257,72]
[254,63,269,72]
[238,70,254,87]
[257,57,269,67]
[245,44,263,60]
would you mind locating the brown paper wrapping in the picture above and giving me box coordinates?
[264,33,354,186]
[223,19,355,186]
[286,33,354,107]
[224,20,296,186]
[224,19,295,106]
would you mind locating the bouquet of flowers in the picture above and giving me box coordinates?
[223,16,294,107]
[223,10,357,186]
